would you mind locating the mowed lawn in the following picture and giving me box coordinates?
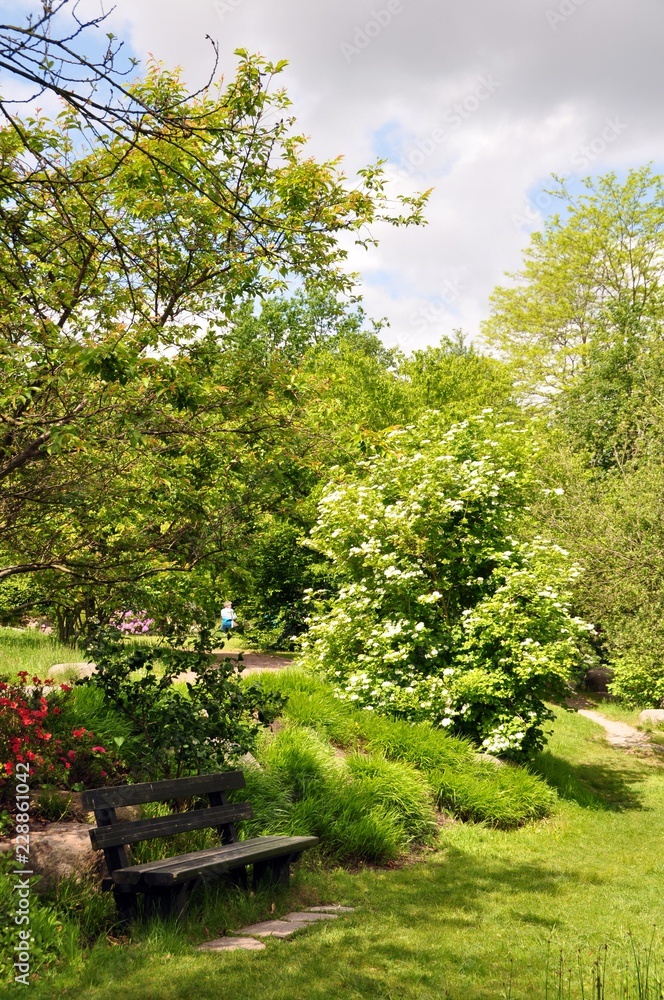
[19,708,664,1000]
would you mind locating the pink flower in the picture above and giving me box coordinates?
[72,727,86,738]
[91,746,106,754]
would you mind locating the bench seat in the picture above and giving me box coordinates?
[111,835,319,887]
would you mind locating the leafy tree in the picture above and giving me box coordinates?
[484,166,664,707]
[399,332,516,426]
[0,5,428,629]
[484,167,664,467]
[302,412,594,756]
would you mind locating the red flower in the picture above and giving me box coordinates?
[91,746,106,754]
[52,707,61,715]
[32,676,41,685]
[26,751,37,762]
[43,678,54,686]
[60,684,71,693]
[17,671,28,679]
[4,761,13,776]
[72,727,87,738]
[100,771,108,778]
[9,737,22,755]
[67,750,77,762]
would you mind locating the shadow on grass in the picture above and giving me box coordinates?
[530,751,648,811]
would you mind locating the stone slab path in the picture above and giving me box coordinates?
[577,709,650,749]
[198,906,354,952]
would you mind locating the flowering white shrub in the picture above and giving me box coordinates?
[301,412,595,756]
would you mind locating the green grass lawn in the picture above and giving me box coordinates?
[14,707,664,1000]
[0,627,86,682]
[0,627,289,685]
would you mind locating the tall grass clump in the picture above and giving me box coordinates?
[252,669,555,829]
[237,725,437,863]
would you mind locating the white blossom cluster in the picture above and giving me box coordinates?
[302,412,596,756]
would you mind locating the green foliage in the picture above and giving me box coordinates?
[0,47,428,631]
[239,724,437,863]
[484,167,664,462]
[0,854,80,986]
[399,333,516,426]
[302,411,594,755]
[251,670,555,828]
[84,630,284,780]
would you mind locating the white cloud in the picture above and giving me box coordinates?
[55,0,664,346]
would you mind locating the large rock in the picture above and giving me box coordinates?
[639,709,664,726]
[2,822,101,888]
[48,662,96,678]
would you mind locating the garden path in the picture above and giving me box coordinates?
[48,651,293,684]
[577,708,649,750]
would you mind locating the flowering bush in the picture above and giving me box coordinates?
[302,411,596,756]
[109,610,155,635]
[0,673,126,803]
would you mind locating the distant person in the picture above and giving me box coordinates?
[220,601,237,633]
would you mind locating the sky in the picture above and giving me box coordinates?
[3,0,664,352]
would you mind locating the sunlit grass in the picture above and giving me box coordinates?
[0,626,83,682]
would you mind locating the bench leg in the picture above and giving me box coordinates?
[143,881,195,922]
[228,866,248,891]
[113,887,138,924]
[252,857,291,891]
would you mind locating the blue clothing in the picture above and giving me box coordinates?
[221,607,237,631]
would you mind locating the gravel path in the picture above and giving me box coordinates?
[49,652,294,685]
[577,709,650,750]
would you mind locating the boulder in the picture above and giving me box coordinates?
[639,709,664,726]
[48,662,96,678]
[1,822,101,889]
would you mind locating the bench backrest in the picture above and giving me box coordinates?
[82,771,252,875]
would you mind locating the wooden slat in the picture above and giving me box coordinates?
[111,835,320,886]
[89,803,253,850]
[117,835,287,876]
[81,771,246,810]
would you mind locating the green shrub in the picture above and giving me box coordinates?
[84,631,284,780]
[251,670,556,830]
[301,411,596,756]
[238,725,436,863]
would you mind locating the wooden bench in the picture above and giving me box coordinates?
[81,771,318,920]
